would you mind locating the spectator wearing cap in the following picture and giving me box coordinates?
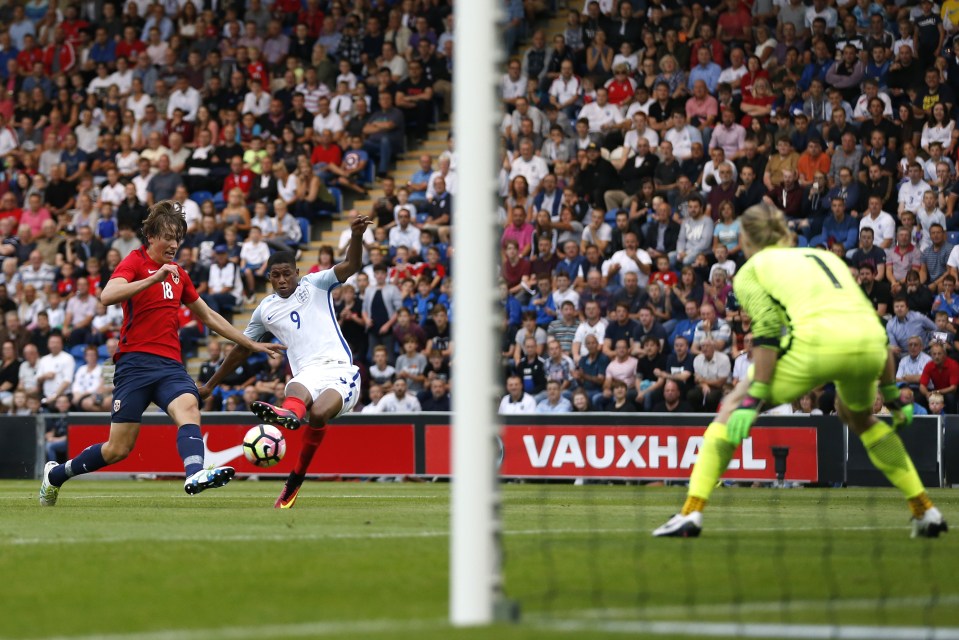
[576,142,620,205]
[797,138,830,188]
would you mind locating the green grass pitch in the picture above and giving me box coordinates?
[1,480,957,640]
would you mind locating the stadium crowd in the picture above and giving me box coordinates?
[7,0,959,453]
[487,0,959,418]
[0,0,475,460]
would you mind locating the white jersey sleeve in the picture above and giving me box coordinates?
[243,304,268,342]
[302,269,341,291]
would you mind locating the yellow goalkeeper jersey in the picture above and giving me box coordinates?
[732,247,886,353]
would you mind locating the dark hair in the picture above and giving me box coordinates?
[266,250,297,271]
[141,200,186,244]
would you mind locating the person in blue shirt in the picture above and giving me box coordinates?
[932,275,959,318]
[536,380,573,413]
[688,46,722,94]
[88,27,116,66]
[501,282,522,331]
[669,299,700,349]
[806,197,859,250]
[405,154,433,204]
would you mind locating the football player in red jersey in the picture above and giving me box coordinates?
[40,201,285,506]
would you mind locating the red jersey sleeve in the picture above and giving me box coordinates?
[111,250,141,282]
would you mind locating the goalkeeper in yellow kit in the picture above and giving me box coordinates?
[653,203,948,539]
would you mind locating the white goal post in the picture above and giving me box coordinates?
[449,0,503,628]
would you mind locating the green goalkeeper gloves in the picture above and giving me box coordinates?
[727,382,770,446]
[880,383,914,431]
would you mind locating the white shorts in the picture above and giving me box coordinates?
[286,362,361,418]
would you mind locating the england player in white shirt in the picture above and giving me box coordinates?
[200,214,373,509]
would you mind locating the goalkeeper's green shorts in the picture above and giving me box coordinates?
[750,329,888,413]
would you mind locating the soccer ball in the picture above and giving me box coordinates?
[242,425,287,468]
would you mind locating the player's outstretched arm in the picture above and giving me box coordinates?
[100,264,178,306]
[198,343,253,400]
[333,214,373,282]
[186,297,286,359]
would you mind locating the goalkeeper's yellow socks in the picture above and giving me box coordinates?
[860,421,930,515]
[684,422,736,513]
[908,492,936,519]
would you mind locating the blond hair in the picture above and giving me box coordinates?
[740,202,793,250]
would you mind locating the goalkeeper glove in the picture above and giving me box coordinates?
[880,383,914,431]
[727,382,769,446]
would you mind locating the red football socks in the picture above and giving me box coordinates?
[294,426,326,477]
[282,396,307,420]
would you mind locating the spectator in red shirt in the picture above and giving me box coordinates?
[310,128,343,180]
[15,35,44,75]
[0,193,21,225]
[115,26,146,62]
[920,342,959,412]
[223,155,254,197]
[42,27,76,76]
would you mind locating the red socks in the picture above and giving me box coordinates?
[294,426,326,477]
[282,396,307,420]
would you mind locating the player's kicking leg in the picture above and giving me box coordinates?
[652,377,752,537]
[250,399,303,430]
[878,348,914,431]
[274,385,346,509]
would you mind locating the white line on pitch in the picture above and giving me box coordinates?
[6,618,448,640]
[0,494,437,500]
[560,594,959,619]
[0,525,907,546]
[536,619,959,640]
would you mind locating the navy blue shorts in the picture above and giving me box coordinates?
[111,352,200,423]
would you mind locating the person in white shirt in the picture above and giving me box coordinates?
[499,375,537,414]
[388,208,422,253]
[36,334,75,405]
[0,116,16,158]
[603,232,652,287]
[898,162,932,215]
[70,345,103,408]
[379,378,422,412]
[312,96,345,141]
[74,109,100,154]
[198,216,374,508]
[203,245,243,318]
[107,57,133,96]
[239,226,272,301]
[717,48,748,93]
[622,111,659,151]
[663,111,703,161]
[338,209,376,263]
[508,139,550,193]
[99,169,126,207]
[242,83,271,117]
[571,301,608,363]
[501,59,528,109]
[361,384,385,413]
[166,75,200,121]
[576,87,625,136]
[860,195,897,249]
[549,60,582,118]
